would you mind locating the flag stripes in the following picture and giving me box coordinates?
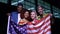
[27,14,51,34]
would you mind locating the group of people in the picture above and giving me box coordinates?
[8,3,51,34]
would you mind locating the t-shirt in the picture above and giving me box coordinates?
[36,14,48,20]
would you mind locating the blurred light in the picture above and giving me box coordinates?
[11,0,24,5]
[28,7,34,10]
[54,13,58,15]
[55,16,60,18]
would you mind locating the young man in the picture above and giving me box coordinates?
[37,5,48,20]
[27,10,39,34]
[7,3,28,34]
[10,3,24,24]
[37,5,51,34]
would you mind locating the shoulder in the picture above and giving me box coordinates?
[43,13,48,17]
[11,11,17,13]
[10,11,18,15]
[43,13,51,16]
[36,16,41,20]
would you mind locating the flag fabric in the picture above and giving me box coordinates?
[7,14,51,34]
[9,20,27,34]
[27,14,51,34]
[7,16,10,34]
[7,15,27,34]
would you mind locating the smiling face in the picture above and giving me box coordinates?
[38,6,44,15]
[17,6,23,12]
[31,11,36,20]
[24,11,29,18]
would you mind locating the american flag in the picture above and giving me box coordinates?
[7,14,51,34]
[27,14,51,34]
[7,16,27,34]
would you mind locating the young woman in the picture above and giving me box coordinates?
[27,10,51,34]
[27,10,40,34]
[18,10,31,34]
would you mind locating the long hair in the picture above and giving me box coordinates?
[31,10,37,18]
[37,5,44,16]
[20,8,25,19]
[30,10,37,21]
[20,9,32,21]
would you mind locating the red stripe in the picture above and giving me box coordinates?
[34,14,50,27]
[40,20,50,30]
[37,24,50,34]
[44,24,50,30]
[44,29,51,34]
[28,14,50,28]
[34,14,50,25]
[27,14,51,34]
[34,17,45,25]
[44,21,50,30]
[28,21,44,30]
[27,29,43,34]
[39,15,50,34]
[28,17,48,29]
[37,29,43,34]
[43,23,51,34]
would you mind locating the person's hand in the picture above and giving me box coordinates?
[49,13,52,16]
[6,13,10,16]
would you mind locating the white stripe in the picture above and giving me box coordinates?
[7,16,10,34]
[34,20,44,27]
[28,16,50,28]
[38,30,43,34]
[34,16,50,27]
[46,31,51,34]
[45,16,50,22]
[28,20,44,28]
[17,14,21,24]
[45,26,51,32]
[31,29,39,33]
[27,28,40,33]
[27,15,51,34]
[27,30,31,33]
[38,26,51,34]
[28,25,34,28]
[27,16,50,32]
[41,20,50,30]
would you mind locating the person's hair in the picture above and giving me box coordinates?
[30,10,37,20]
[17,3,23,7]
[24,10,30,18]
[20,10,31,21]
[31,10,37,15]
[37,5,44,16]
[37,5,44,9]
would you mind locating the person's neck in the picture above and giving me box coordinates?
[24,18,28,21]
[33,18,36,21]
[18,11,20,13]
[18,10,22,13]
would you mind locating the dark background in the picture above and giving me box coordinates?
[0,0,60,34]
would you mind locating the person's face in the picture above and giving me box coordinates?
[17,6,23,12]
[24,11,29,18]
[31,12,36,20]
[38,6,43,15]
